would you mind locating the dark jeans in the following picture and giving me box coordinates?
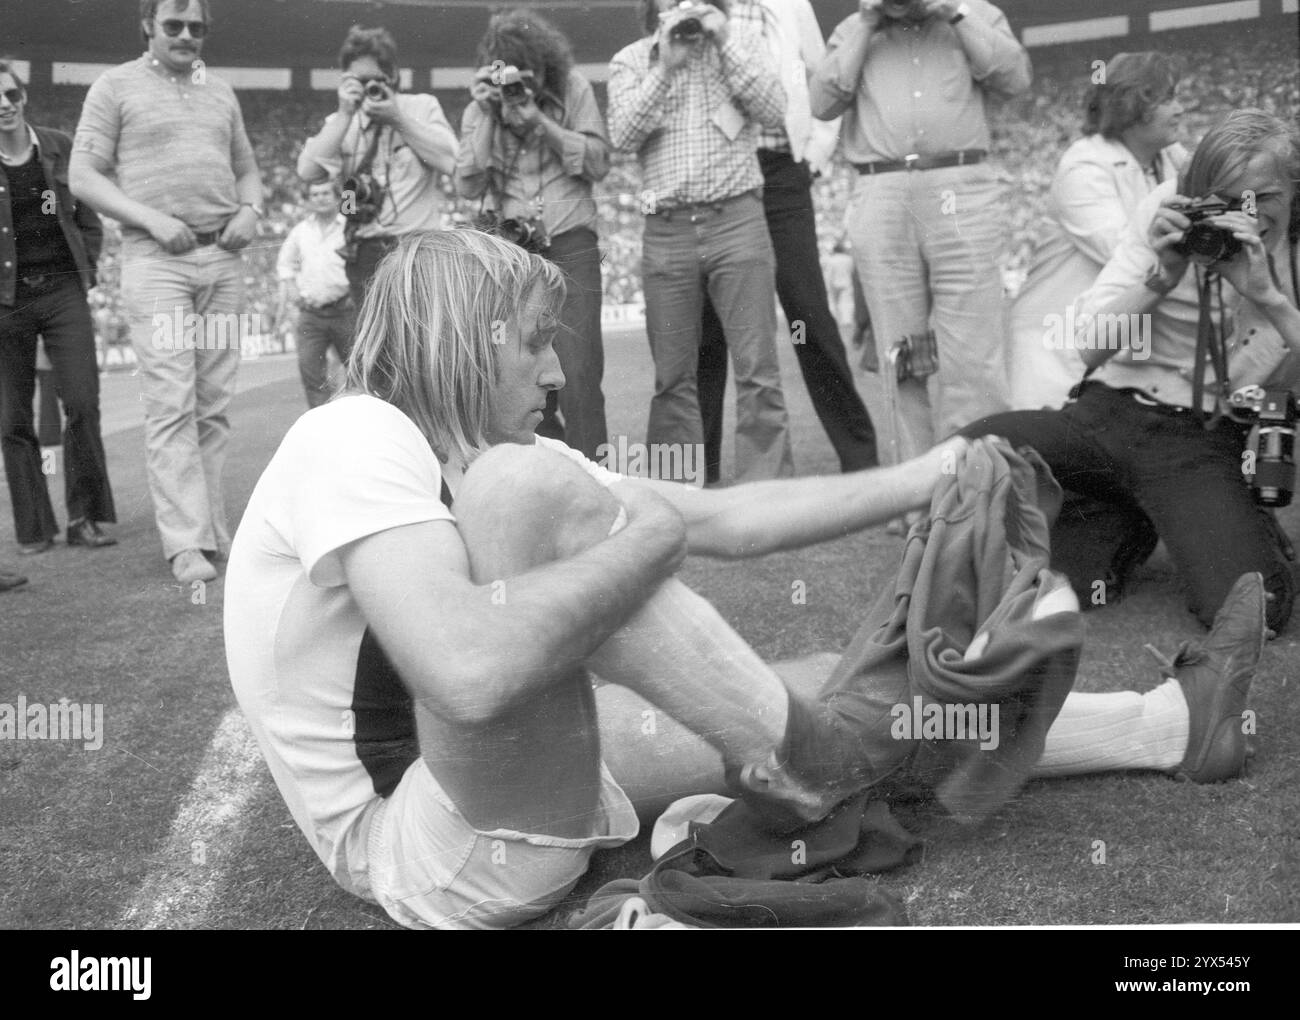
[962,382,1296,632]
[297,301,356,409]
[344,235,398,308]
[699,150,877,482]
[534,227,608,461]
[0,275,116,543]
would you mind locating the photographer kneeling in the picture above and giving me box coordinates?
[961,109,1300,633]
[298,25,458,305]
[455,9,610,460]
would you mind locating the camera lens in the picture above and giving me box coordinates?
[364,80,389,101]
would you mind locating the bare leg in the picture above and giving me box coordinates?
[436,445,794,837]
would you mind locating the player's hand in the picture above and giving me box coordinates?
[145,212,197,254]
[1148,195,1193,282]
[337,75,365,116]
[1212,211,1280,305]
[470,66,500,114]
[361,84,400,126]
[218,206,258,252]
[610,481,688,572]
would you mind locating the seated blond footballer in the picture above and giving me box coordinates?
[224,230,1264,930]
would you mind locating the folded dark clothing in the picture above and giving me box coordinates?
[781,438,1085,824]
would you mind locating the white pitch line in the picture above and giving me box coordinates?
[118,707,264,929]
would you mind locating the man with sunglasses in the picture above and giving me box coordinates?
[0,61,116,570]
[70,0,264,585]
[297,26,458,306]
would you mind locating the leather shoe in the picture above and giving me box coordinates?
[17,538,52,555]
[171,548,218,584]
[66,519,117,549]
[1148,573,1265,783]
[0,568,28,592]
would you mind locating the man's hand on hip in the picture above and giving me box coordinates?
[218,206,259,252]
[145,212,197,255]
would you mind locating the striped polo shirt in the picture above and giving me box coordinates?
[73,54,257,256]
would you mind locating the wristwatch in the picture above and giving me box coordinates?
[949,2,970,24]
[1144,264,1178,295]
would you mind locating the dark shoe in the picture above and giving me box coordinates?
[1148,573,1265,783]
[66,519,117,549]
[0,568,28,592]
[17,538,53,556]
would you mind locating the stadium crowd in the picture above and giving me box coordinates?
[16,19,1297,354]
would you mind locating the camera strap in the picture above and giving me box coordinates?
[1190,267,1229,429]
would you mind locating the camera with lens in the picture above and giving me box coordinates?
[474,210,550,254]
[494,65,536,105]
[340,172,386,226]
[1171,195,1245,263]
[363,78,393,102]
[667,2,708,41]
[1229,385,1298,507]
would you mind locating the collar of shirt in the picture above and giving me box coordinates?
[0,125,38,166]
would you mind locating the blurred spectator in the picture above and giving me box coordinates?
[298,26,458,305]
[457,8,610,459]
[1008,52,1189,410]
[0,61,117,557]
[811,0,1031,466]
[697,0,877,484]
[70,0,263,585]
[276,178,355,408]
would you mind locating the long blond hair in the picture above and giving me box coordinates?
[345,230,565,464]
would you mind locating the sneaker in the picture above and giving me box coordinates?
[1151,573,1265,783]
[171,549,218,584]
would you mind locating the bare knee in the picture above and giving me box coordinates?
[457,444,621,569]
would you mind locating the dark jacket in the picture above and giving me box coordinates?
[0,124,103,307]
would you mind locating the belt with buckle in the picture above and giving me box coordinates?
[854,149,986,175]
[651,189,758,223]
[17,273,56,291]
[301,295,352,313]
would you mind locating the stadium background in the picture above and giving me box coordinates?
[0,0,1297,367]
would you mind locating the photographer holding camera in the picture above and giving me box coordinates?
[298,26,458,305]
[609,0,794,483]
[455,8,611,460]
[959,109,1300,633]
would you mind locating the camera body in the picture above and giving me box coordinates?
[494,65,536,105]
[667,3,709,42]
[475,210,551,254]
[341,172,386,226]
[1230,385,1298,507]
[363,79,392,102]
[1171,195,1245,263]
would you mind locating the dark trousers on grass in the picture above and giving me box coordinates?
[296,300,355,409]
[699,150,878,482]
[534,227,608,461]
[0,275,116,544]
[961,381,1296,632]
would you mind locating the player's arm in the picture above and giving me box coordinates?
[339,486,685,725]
[630,435,969,559]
